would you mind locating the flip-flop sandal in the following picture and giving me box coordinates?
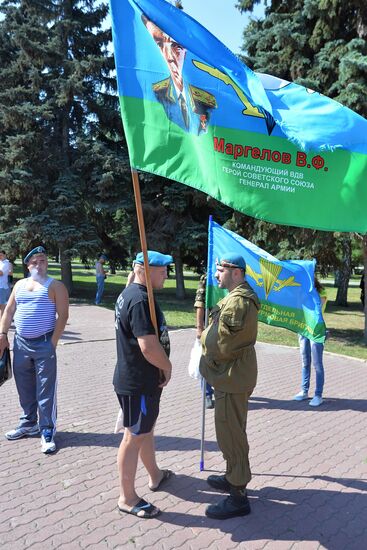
[149,469,173,492]
[118,498,161,518]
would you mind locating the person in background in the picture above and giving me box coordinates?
[359,272,364,307]
[95,253,108,305]
[7,258,14,301]
[0,246,69,454]
[293,277,327,407]
[0,250,10,322]
[194,274,214,409]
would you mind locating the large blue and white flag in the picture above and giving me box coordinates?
[110,0,367,233]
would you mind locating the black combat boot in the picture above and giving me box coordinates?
[207,474,231,492]
[205,485,251,519]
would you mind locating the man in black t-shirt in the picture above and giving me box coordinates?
[113,250,173,519]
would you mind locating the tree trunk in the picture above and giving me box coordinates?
[174,252,186,299]
[363,235,367,344]
[335,235,352,306]
[334,269,340,288]
[60,249,73,295]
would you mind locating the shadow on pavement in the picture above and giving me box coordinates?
[56,431,122,449]
[56,431,218,452]
[253,472,367,492]
[155,435,219,452]
[60,330,83,342]
[250,396,367,412]
[158,474,366,549]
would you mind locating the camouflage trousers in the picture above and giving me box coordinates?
[214,389,253,488]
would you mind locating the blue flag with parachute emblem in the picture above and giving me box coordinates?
[207,219,326,343]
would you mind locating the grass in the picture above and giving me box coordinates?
[12,262,367,361]
[251,283,367,361]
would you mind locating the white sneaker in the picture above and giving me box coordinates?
[309,396,323,407]
[5,425,40,440]
[293,391,308,401]
[41,429,56,454]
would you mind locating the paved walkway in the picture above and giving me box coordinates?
[1,304,366,550]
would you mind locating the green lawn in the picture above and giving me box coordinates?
[12,263,367,360]
[249,283,367,361]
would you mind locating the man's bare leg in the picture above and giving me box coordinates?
[117,429,146,508]
[139,429,163,488]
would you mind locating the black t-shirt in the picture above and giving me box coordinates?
[113,283,170,396]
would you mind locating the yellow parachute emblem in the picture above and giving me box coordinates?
[247,258,301,299]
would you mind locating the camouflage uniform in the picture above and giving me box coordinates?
[194,275,213,400]
[200,281,260,488]
[194,274,206,309]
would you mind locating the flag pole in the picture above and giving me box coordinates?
[131,168,158,334]
[200,371,206,471]
[200,215,213,471]
[199,304,209,472]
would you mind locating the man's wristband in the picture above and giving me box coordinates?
[0,332,8,336]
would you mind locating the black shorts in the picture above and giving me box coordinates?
[116,390,162,435]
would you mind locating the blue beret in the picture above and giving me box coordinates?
[134,250,173,267]
[99,254,108,261]
[24,246,47,264]
[216,253,246,270]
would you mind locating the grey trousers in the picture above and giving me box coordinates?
[13,332,57,434]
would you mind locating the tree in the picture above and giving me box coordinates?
[41,0,132,291]
[139,174,232,299]
[227,212,339,270]
[0,0,132,292]
[0,1,53,260]
[237,0,367,319]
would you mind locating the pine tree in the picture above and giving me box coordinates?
[138,175,232,299]
[238,0,367,116]
[237,0,367,310]
[0,0,53,259]
[40,0,131,291]
[0,0,131,292]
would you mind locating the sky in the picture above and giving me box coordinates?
[102,0,265,55]
[0,1,264,57]
[0,1,265,53]
[179,0,264,54]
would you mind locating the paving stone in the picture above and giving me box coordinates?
[0,305,366,550]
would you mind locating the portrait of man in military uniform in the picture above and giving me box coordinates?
[142,15,217,135]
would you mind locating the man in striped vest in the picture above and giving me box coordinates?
[0,246,69,454]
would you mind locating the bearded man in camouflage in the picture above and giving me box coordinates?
[200,253,260,520]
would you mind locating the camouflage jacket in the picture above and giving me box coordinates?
[199,281,260,393]
[194,274,207,309]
